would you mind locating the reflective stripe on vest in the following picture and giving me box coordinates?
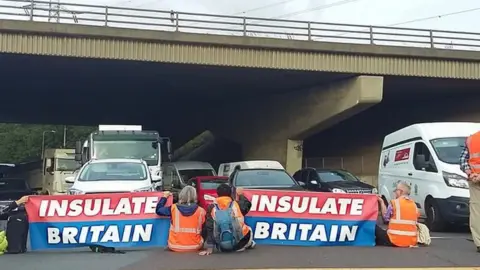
[388,198,417,238]
[168,240,204,251]
[168,205,205,251]
[170,205,204,234]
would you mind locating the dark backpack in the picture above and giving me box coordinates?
[213,201,244,252]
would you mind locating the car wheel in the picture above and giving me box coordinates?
[425,198,446,232]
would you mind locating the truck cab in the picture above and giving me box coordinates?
[6,149,77,195]
[75,125,172,186]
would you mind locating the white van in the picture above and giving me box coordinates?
[162,161,216,190]
[218,160,285,177]
[378,122,480,231]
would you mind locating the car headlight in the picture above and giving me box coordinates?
[67,189,85,195]
[443,171,468,189]
[133,186,154,192]
[372,187,378,194]
[331,188,346,193]
[204,194,216,201]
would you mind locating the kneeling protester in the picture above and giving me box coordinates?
[200,184,255,255]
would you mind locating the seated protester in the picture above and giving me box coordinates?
[199,185,255,256]
[376,181,419,247]
[0,196,29,220]
[156,186,206,252]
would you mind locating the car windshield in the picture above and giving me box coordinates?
[0,179,28,191]
[93,141,158,166]
[56,158,78,171]
[317,170,359,182]
[199,179,227,189]
[79,162,148,181]
[430,137,466,164]
[234,169,297,187]
[179,169,215,183]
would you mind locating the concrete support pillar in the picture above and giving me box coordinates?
[243,139,303,174]
[213,75,384,173]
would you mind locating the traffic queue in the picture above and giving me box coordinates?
[0,158,428,255]
[2,121,480,254]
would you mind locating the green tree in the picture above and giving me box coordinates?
[0,124,95,163]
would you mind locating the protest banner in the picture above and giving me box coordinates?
[26,192,172,250]
[242,189,378,246]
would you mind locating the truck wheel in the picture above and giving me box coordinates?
[425,198,446,232]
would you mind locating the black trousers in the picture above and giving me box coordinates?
[233,231,252,250]
[375,225,393,246]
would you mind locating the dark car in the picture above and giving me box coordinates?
[229,167,304,196]
[0,178,33,220]
[292,168,377,194]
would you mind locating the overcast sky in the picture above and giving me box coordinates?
[73,0,479,32]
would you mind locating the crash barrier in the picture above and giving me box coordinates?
[25,191,378,250]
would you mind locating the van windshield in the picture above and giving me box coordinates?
[430,137,466,164]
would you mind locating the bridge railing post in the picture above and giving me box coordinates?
[369,26,373,44]
[29,0,33,21]
[429,30,434,48]
[307,22,311,41]
[243,17,246,36]
[175,12,179,31]
[104,6,108,27]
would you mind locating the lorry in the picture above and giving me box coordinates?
[75,125,172,186]
[5,148,77,195]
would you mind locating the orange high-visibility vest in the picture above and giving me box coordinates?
[387,197,418,247]
[168,204,206,252]
[212,197,251,237]
[467,132,480,174]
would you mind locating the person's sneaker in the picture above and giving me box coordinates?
[247,240,256,249]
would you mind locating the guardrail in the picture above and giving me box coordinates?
[0,0,479,51]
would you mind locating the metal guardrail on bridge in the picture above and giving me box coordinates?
[0,0,479,51]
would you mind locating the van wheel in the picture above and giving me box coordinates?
[425,198,446,232]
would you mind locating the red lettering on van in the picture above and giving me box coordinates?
[394,148,410,161]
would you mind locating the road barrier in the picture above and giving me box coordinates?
[0,0,479,51]
[25,190,377,250]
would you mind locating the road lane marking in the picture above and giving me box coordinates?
[230,268,480,270]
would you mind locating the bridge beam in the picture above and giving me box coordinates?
[213,75,384,174]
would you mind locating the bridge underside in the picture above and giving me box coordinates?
[1,53,479,172]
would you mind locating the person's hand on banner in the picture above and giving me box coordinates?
[163,191,172,197]
[15,196,29,205]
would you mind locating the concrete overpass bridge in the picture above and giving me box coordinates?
[0,0,480,175]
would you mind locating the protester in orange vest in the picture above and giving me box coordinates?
[156,186,206,252]
[460,132,480,252]
[199,184,255,256]
[376,181,419,247]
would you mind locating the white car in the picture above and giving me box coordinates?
[66,158,155,195]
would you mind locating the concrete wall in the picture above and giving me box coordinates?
[304,94,480,186]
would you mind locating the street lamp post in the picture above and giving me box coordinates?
[42,130,56,159]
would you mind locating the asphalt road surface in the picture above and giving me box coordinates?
[3,228,478,270]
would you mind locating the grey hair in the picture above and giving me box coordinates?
[178,186,197,205]
[397,181,411,195]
